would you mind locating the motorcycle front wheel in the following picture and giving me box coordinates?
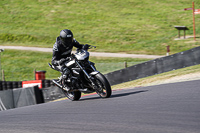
[94,73,112,98]
[62,90,81,101]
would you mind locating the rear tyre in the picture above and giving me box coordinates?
[94,73,112,98]
[62,90,81,101]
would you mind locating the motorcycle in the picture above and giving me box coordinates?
[48,44,112,101]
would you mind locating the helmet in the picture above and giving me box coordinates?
[59,29,74,47]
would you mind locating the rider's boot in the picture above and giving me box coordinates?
[62,67,70,79]
[61,68,71,91]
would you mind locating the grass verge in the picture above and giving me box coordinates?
[112,64,200,90]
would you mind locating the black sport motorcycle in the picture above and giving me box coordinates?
[48,44,112,101]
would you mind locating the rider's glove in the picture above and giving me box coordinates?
[82,44,90,50]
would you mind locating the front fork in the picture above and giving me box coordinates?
[75,60,99,90]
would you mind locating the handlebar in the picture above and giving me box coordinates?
[82,44,96,50]
[75,44,96,53]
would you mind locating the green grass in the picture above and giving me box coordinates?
[0,0,200,55]
[0,50,149,81]
[1,0,200,86]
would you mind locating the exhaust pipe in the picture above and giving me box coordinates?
[52,79,63,89]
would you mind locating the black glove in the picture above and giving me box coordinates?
[82,44,90,50]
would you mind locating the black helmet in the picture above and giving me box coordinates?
[59,29,74,47]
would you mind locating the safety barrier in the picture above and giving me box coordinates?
[42,86,66,103]
[105,46,200,85]
[0,86,44,111]
[0,89,14,110]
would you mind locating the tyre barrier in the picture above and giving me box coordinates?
[6,81,13,90]
[0,81,22,91]
[12,81,18,88]
[1,81,7,90]
[0,80,54,91]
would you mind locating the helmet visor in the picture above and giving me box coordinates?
[60,37,73,47]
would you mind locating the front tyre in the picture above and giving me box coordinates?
[94,73,112,98]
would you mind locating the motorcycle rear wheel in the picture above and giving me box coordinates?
[94,73,112,98]
[62,90,81,101]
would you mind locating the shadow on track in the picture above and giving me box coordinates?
[110,90,148,98]
[80,90,148,101]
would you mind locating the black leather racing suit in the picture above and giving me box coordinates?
[51,37,83,73]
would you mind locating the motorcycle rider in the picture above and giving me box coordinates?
[51,29,84,90]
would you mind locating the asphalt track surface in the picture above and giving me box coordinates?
[0,80,200,133]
